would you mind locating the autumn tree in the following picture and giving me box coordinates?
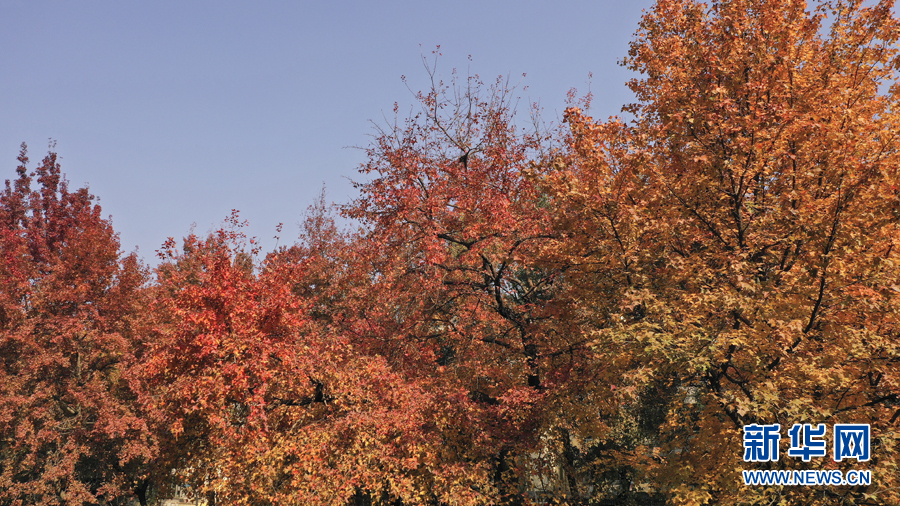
[132,207,406,504]
[14,3,900,505]
[0,145,155,506]
[337,62,598,504]
[545,0,900,504]
[137,58,608,504]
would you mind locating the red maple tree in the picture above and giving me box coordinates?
[0,145,154,506]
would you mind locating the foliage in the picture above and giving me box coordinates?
[546,0,900,504]
[0,145,153,506]
[340,62,583,504]
[4,2,900,505]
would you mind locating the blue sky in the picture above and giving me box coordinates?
[2,0,655,263]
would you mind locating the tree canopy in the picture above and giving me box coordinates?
[2,1,899,505]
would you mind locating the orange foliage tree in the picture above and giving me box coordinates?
[339,66,586,504]
[544,0,900,504]
[139,63,594,504]
[6,2,900,506]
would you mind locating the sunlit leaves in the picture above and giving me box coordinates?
[547,1,900,504]
[0,145,153,506]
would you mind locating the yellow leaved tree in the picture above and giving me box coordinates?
[544,0,900,504]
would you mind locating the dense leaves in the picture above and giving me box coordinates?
[0,145,153,506]
[547,1,900,504]
[3,2,900,505]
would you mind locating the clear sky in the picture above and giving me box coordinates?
[2,0,655,263]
